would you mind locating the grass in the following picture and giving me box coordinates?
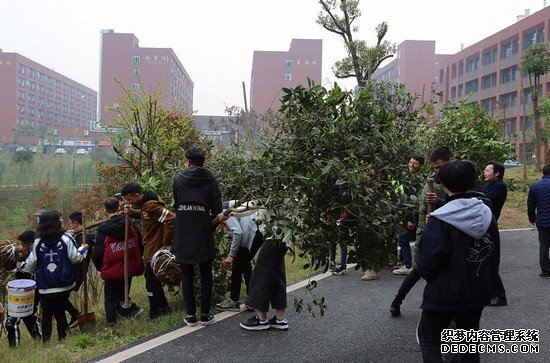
[0,253,313,363]
[499,164,539,229]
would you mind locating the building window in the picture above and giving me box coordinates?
[132,69,140,76]
[284,60,293,67]
[284,74,292,81]
[132,56,140,63]
[131,83,140,91]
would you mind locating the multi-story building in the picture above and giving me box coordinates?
[0,49,97,146]
[439,7,550,160]
[372,40,452,103]
[99,30,193,125]
[250,39,322,114]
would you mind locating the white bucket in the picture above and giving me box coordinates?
[7,279,36,318]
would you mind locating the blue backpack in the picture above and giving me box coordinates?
[35,238,75,291]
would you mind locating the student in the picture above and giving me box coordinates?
[121,182,175,319]
[5,230,42,347]
[93,198,144,329]
[416,160,499,362]
[24,210,87,342]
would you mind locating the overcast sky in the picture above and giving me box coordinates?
[0,0,547,115]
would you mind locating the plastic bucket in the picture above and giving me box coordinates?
[7,279,36,318]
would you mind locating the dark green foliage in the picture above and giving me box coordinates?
[11,149,34,164]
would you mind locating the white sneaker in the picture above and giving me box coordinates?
[361,269,378,281]
[392,266,413,275]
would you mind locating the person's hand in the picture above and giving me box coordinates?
[123,204,133,214]
[220,255,234,270]
[407,221,416,230]
[217,212,229,222]
[426,214,430,223]
[15,245,24,253]
[426,192,438,204]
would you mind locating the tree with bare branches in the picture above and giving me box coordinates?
[317,0,396,87]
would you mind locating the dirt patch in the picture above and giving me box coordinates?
[499,207,531,229]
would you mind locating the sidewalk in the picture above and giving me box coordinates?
[94,229,549,363]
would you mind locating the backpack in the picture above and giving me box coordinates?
[35,238,75,291]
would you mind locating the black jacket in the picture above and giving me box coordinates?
[417,193,500,312]
[172,166,222,264]
[482,179,507,220]
[92,214,143,271]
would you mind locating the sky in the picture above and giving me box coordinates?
[0,0,547,116]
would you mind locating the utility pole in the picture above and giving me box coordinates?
[242,82,249,114]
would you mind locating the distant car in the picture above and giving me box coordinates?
[15,146,26,152]
[55,147,67,154]
[503,160,521,168]
[30,147,38,153]
[76,148,89,155]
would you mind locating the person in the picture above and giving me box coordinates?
[393,154,425,275]
[481,161,508,307]
[121,182,175,319]
[172,147,224,326]
[93,198,144,329]
[527,164,550,278]
[390,146,453,317]
[239,219,289,331]
[331,210,349,276]
[216,201,264,311]
[416,159,500,362]
[23,210,87,342]
[5,230,42,347]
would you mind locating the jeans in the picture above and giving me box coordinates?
[538,227,550,275]
[41,292,70,342]
[418,308,484,363]
[248,239,287,312]
[392,268,422,306]
[398,217,415,268]
[329,242,348,266]
[230,232,264,301]
[180,259,213,316]
[145,262,169,318]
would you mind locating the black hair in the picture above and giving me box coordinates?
[185,147,206,167]
[411,154,425,165]
[17,230,36,245]
[543,164,550,175]
[69,211,82,225]
[438,159,477,193]
[429,146,454,163]
[485,161,505,179]
[104,197,121,214]
[121,182,142,196]
[36,210,64,243]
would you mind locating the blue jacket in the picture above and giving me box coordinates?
[418,194,500,311]
[528,175,550,227]
[482,179,507,220]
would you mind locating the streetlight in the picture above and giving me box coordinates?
[73,127,78,194]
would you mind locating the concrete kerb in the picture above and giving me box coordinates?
[95,264,355,363]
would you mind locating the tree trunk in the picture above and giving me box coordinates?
[534,96,543,171]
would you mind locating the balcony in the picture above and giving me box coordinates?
[500,54,519,68]
[503,106,518,116]
[465,70,479,82]
[450,78,456,86]
[480,87,496,98]
[482,63,497,74]
[499,81,518,93]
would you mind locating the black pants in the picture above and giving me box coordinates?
[393,268,422,306]
[230,231,264,301]
[145,262,169,318]
[538,227,550,275]
[65,299,80,320]
[41,292,70,342]
[104,278,133,325]
[180,259,213,316]
[6,313,41,347]
[418,308,484,363]
[248,239,287,312]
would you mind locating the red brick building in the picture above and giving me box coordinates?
[99,30,193,125]
[0,49,97,147]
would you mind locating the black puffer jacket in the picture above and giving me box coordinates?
[172,166,222,264]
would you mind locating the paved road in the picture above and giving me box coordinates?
[96,229,549,363]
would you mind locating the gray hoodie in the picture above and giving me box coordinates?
[430,198,493,240]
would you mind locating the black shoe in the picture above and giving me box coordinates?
[268,316,289,330]
[540,272,550,279]
[332,264,348,276]
[239,315,269,331]
[390,303,401,317]
[184,315,198,327]
[488,296,507,307]
[200,314,215,326]
[329,261,336,271]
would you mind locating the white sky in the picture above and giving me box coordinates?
[0,0,547,115]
